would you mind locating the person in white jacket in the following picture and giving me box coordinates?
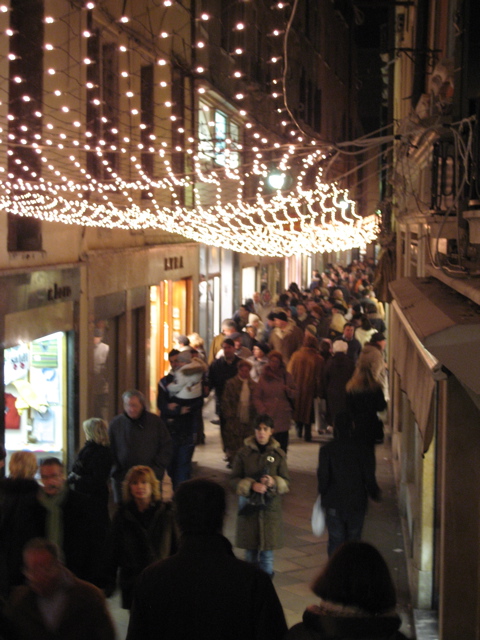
[166,350,208,488]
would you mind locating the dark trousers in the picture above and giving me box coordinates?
[168,431,195,490]
[326,507,365,556]
[274,430,289,454]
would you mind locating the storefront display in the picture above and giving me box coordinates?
[4,332,66,456]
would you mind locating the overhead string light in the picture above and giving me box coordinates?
[0,0,380,256]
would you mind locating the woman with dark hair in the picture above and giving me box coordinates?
[231,414,290,577]
[105,465,176,609]
[285,541,408,639]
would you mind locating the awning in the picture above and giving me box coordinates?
[389,277,480,451]
[390,277,480,394]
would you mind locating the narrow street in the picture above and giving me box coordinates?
[109,397,413,639]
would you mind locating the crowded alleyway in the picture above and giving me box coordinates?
[108,397,414,640]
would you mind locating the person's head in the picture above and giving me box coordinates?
[122,389,146,420]
[267,350,284,370]
[262,290,272,303]
[23,539,64,597]
[168,348,181,371]
[343,323,355,340]
[82,417,109,446]
[237,359,252,380]
[303,333,319,350]
[230,333,242,349]
[296,302,307,316]
[320,338,333,357]
[175,334,190,349]
[274,311,288,328]
[39,458,66,497]
[93,328,104,345]
[253,414,275,446]
[122,465,161,504]
[359,314,373,331]
[174,478,226,535]
[332,339,348,355]
[253,292,261,304]
[310,305,324,319]
[245,324,257,338]
[222,338,235,360]
[9,451,38,480]
[221,320,237,337]
[238,305,249,320]
[188,332,204,351]
[369,332,386,351]
[311,541,397,614]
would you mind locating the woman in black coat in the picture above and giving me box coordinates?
[285,541,408,640]
[69,418,113,532]
[346,356,387,446]
[105,465,176,609]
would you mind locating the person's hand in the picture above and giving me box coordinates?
[180,406,191,415]
[167,403,178,411]
[252,482,268,494]
[261,475,275,488]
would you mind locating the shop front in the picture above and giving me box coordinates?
[1,267,80,465]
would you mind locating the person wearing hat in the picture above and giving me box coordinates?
[248,342,270,382]
[268,311,304,366]
[327,304,347,341]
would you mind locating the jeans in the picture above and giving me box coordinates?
[245,549,274,576]
[326,507,365,557]
[168,431,195,490]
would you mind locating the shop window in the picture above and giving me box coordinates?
[4,332,66,457]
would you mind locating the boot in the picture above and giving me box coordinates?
[295,422,303,438]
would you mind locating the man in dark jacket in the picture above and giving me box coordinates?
[126,478,287,640]
[317,412,381,556]
[4,458,104,591]
[109,389,172,503]
[207,339,241,449]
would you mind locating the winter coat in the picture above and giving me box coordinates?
[253,365,295,433]
[317,434,380,513]
[248,355,268,382]
[167,357,208,401]
[268,320,304,364]
[323,354,355,426]
[284,603,408,640]
[126,533,287,640]
[231,436,290,550]
[221,375,257,458]
[109,409,172,501]
[105,500,177,609]
[288,347,324,424]
[69,440,113,532]
[0,478,39,597]
[4,568,115,640]
[355,326,378,347]
[207,355,242,414]
[346,385,387,446]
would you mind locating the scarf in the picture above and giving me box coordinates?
[237,377,250,424]
[38,484,68,548]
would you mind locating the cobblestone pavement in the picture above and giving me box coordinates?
[108,398,414,639]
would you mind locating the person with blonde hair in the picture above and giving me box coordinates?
[105,465,176,609]
[69,417,113,531]
[0,451,39,596]
[346,355,387,447]
[8,451,38,480]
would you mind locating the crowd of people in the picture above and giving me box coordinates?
[0,259,405,639]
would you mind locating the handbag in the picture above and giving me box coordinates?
[311,495,326,537]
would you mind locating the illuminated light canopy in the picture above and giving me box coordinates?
[0,0,382,257]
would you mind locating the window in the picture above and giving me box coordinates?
[198,101,241,168]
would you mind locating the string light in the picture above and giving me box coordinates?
[0,0,380,257]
